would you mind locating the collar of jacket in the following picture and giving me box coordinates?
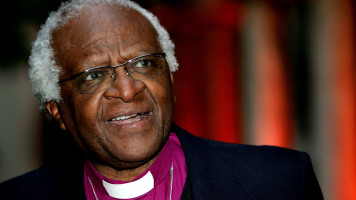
[171,124,252,200]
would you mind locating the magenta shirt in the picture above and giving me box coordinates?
[84,132,187,200]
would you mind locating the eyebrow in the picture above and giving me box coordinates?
[80,49,158,70]
[76,40,161,68]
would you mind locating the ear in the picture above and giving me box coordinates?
[45,101,66,130]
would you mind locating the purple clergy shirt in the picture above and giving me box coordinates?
[84,132,187,200]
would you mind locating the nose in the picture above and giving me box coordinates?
[103,67,145,102]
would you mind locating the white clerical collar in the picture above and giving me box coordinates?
[102,171,154,199]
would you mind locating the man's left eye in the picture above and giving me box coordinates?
[134,60,152,68]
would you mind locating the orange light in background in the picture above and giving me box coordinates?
[250,2,293,148]
[331,0,356,199]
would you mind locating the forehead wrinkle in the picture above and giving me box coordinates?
[78,27,120,51]
[79,37,105,51]
[75,35,120,66]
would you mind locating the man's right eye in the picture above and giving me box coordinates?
[84,71,102,81]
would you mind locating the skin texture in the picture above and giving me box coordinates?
[46,4,175,181]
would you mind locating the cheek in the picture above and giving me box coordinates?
[78,93,104,121]
[147,76,175,121]
[61,90,104,133]
[59,91,107,154]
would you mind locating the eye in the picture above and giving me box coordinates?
[83,71,103,81]
[134,60,153,68]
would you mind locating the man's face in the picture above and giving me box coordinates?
[49,5,175,171]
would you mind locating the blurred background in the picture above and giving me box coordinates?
[0,0,355,199]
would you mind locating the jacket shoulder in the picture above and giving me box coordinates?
[0,164,59,199]
[173,124,323,199]
[208,139,304,165]
[0,163,84,200]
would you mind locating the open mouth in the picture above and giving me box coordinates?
[108,112,150,125]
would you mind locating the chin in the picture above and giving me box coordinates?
[103,150,159,170]
[99,138,164,169]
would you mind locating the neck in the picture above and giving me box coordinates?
[91,156,158,181]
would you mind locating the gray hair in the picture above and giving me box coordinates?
[28,0,178,113]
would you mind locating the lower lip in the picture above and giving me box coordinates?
[107,112,152,129]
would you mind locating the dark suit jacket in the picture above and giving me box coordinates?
[0,124,323,199]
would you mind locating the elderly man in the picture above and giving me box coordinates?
[0,0,323,199]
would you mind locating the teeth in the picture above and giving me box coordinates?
[110,113,147,122]
[111,113,138,121]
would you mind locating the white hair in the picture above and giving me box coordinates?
[28,0,178,113]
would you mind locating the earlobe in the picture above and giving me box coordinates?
[45,101,66,130]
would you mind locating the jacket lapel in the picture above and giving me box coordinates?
[173,124,252,200]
